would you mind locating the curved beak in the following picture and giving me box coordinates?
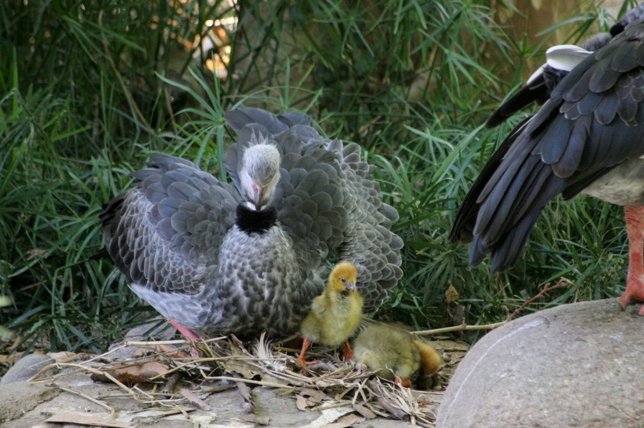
[258,185,272,210]
[250,183,270,210]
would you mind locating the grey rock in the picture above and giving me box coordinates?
[0,381,59,423]
[122,317,177,341]
[437,299,644,428]
[202,387,254,424]
[1,354,53,384]
[252,387,319,427]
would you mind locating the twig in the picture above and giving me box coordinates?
[55,384,115,413]
[56,362,154,400]
[179,387,211,411]
[316,401,353,411]
[413,321,507,336]
[84,344,129,363]
[415,278,571,336]
[125,337,227,347]
[125,339,191,347]
[507,278,571,320]
[351,378,369,406]
[203,375,295,389]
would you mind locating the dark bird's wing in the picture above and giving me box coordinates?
[485,69,565,128]
[451,22,644,271]
[486,4,644,129]
[486,39,607,128]
[449,117,530,243]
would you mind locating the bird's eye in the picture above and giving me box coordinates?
[340,277,347,284]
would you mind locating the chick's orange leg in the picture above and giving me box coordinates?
[342,340,354,361]
[297,337,313,367]
[394,375,412,388]
[620,206,644,316]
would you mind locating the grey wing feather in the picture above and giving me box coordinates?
[335,141,403,311]
[101,153,239,294]
[225,108,290,134]
[277,111,312,127]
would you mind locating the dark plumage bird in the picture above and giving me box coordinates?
[101,108,403,339]
[450,5,644,315]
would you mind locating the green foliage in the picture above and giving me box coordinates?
[0,0,627,351]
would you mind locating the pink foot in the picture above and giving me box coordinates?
[618,276,644,312]
[168,320,201,357]
[168,320,201,342]
[394,375,412,388]
[620,206,644,316]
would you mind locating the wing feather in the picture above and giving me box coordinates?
[452,21,644,271]
[101,154,239,294]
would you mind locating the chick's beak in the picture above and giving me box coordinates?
[345,280,357,291]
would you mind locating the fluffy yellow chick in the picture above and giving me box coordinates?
[353,323,442,387]
[298,262,363,366]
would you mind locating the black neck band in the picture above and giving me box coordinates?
[236,204,277,234]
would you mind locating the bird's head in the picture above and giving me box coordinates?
[239,143,281,210]
[328,261,358,295]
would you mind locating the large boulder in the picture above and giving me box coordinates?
[437,299,644,427]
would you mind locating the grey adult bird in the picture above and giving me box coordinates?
[101,108,403,339]
[450,5,644,315]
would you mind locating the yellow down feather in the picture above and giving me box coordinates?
[300,261,363,347]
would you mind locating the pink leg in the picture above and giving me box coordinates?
[620,206,644,315]
[168,319,201,342]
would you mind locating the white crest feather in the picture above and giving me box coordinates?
[526,44,592,85]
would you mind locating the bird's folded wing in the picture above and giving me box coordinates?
[453,22,644,272]
[101,153,239,294]
[528,23,644,183]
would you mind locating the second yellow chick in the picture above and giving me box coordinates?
[298,261,364,366]
[352,323,442,387]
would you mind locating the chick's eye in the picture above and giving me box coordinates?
[340,277,347,284]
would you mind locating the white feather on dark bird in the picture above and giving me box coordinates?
[450,4,644,315]
[101,108,403,339]
[485,4,644,128]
